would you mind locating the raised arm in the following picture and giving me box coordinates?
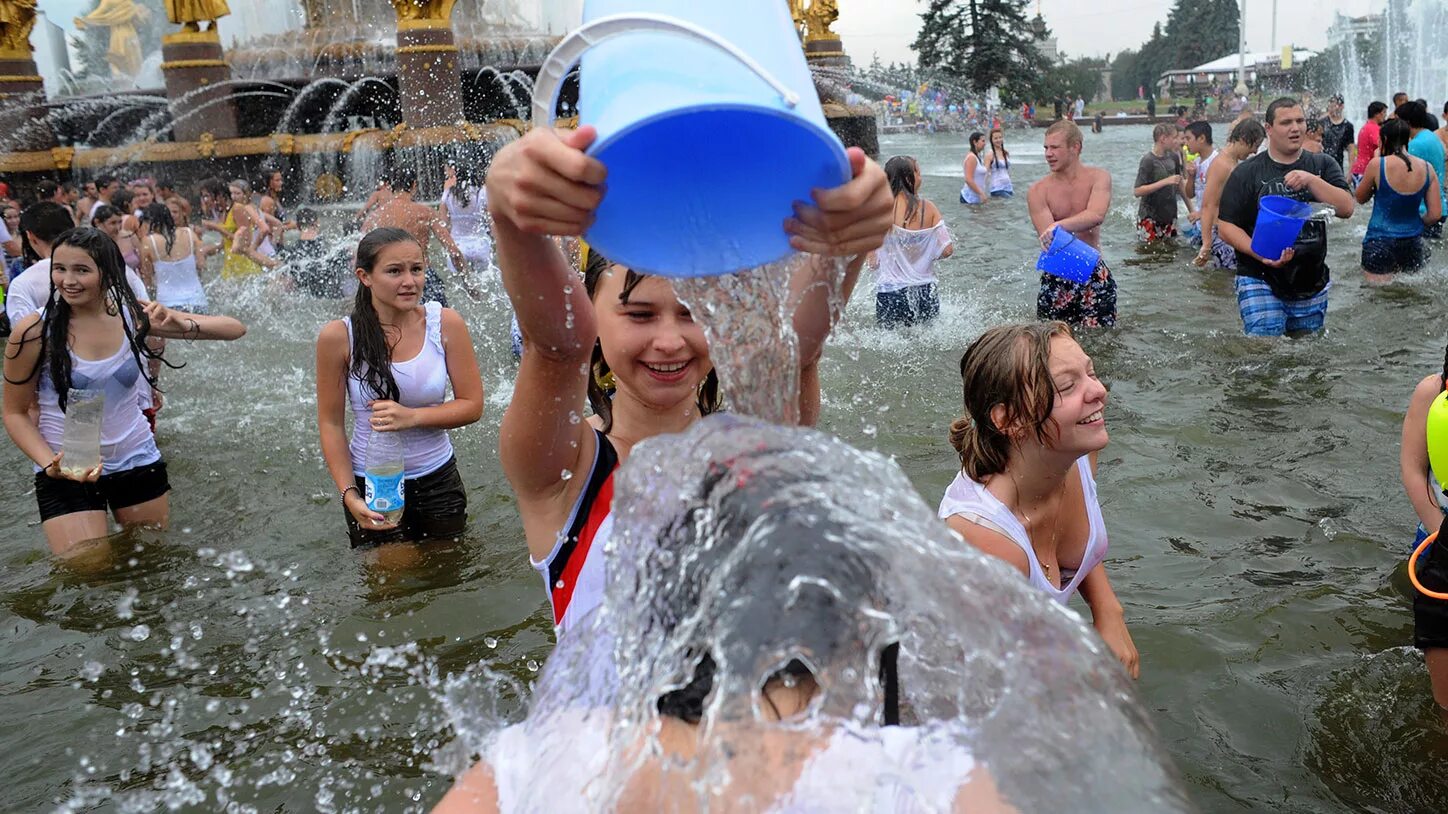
[140,301,247,340]
[487,126,606,539]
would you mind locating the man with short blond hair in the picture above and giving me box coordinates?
[1026,119,1117,327]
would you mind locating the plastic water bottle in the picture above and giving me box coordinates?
[61,388,105,477]
[363,430,405,527]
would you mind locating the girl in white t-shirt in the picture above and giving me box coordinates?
[868,155,953,329]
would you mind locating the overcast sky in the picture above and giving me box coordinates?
[835,0,1385,65]
[45,0,1383,64]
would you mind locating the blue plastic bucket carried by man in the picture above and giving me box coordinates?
[1036,226,1100,284]
[1249,195,1313,261]
[531,0,850,277]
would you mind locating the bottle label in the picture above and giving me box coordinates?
[364,470,406,513]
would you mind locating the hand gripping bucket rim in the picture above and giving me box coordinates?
[530,11,851,277]
[1249,194,1314,260]
[1035,226,1099,284]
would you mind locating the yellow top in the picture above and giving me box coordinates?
[219,206,262,279]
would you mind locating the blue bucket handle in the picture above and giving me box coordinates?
[531,13,803,127]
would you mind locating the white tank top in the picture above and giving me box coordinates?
[873,222,951,293]
[937,457,1109,603]
[442,187,492,267]
[960,154,989,204]
[988,153,1013,194]
[149,231,208,310]
[37,327,161,475]
[343,301,454,478]
[1193,149,1220,211]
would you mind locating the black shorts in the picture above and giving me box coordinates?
[1361,236,1430,274]
[34,460,171,522]
[875,282,939,328]
[1416,517,1448,650]
[346,456,467,548]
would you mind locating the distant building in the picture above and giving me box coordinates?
[32,11,71,97]
[1030,14,1057,63]
[1158,50,1318,98]
[1326,13,1382,45]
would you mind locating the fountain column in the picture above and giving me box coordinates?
[0,1,55,150]
[392,1,464,129]
[160,9,238,143]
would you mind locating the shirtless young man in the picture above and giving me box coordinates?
[1026,120,1117,327]
[359,166,476,306]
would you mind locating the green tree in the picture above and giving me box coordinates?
[1165,0,1240,69]
[912,0,1051,101]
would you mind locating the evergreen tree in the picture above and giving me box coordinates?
[912,0,967,80]
[911,0,1051,101]
[1165,0,1240,68]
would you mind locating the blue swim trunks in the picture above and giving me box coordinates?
[1234,275,1328,336]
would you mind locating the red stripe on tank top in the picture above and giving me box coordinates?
[550,472,614,625]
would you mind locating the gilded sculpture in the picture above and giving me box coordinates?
[74,0,150,79]
[165,0,230,33]
[0,0,37,56]
[388,0,458,22]
[789,0,839,43]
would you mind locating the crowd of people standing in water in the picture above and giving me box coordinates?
[5,90,1448,808]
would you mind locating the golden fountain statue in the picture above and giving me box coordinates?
[165,0,230,33]
[388,0,457,22]
[790,0,839,43]
[74,0,150,79]
[0,0,37,57]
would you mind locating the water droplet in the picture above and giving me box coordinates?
[127,625,151,642]
[560,468,573,481]
[484,636,498,649]
[115,587,139,620]
[355,632,368,642]
[526,659,539,672]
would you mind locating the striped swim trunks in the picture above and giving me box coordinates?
[1234,275,1329,336]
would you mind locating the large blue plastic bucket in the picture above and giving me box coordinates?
[1035,226,1100,284]
[531,1,850,277]
[1250,195,1313,261]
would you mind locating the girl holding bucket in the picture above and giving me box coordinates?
[869,156,953,328]
[960,132,989,205]
[1353,118,1442,282]
[2,227,246,558]
[938,321,1139,678]
[485,124,892,636]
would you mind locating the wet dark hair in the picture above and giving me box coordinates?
[949,321,1074,481]
[155,176,175,192]
[1305,119,1321,135]
[650,460,900,726]
[296,207,318,228]
[20,201,76,265]
[35,179,59,201]
[1228,118,1265,149]
[110,188,135,216]
[582,249,721,434]
[450,162,484,208]
[1265,97,1300,125]
[4,227,173,411]
[968,131,985,158]
[90,204,120,228]
[883,155,921,227]
[391,166,418,192]
[1368,101,1387,119]
[348,227,422,402]
[1396,100,1434,131]
[1380,118,1415,172]
[95,174,117,190]
[1185,120,1213,144]
[140,201,177,254]
[989,127,1009,168]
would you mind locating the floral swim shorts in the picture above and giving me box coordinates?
[1037,261,1117,328]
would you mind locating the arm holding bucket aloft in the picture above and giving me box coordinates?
[488,126,604,506]
[784,147,893,257]
[1403,374,1446,532]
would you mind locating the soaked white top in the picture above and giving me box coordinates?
[872,222,951,293]
[343,300,453,478]
[960,156,989,204]
[149,231,208,310]
[37,324,161,475]
[442,186,491,268]
[937,456,1109,603]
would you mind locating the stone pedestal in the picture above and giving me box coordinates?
[396,20,463,129]
[160,30,237,142]
[0,50,53,150]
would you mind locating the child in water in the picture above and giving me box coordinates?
[1399,346,1448,711]
[938,321,1139,678]
[485,124,892,636]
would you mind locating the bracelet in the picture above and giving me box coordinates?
[340,485,360,503]
[186,318,199,338]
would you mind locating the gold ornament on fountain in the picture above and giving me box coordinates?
[73,0,150,79]
[164,1,230,34]
[788,0,838,43]
[388,0,457,22]
[0,0,37,58]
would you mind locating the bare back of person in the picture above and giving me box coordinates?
[363,196,435,248]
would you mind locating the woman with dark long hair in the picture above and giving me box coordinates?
[139,201,208,313]
[2,227,245,557]
[438,162,492,274]
[1354,117,1442,282]
[960,131,988,205]
[314,227,484,548]
[868,155,953,328]
[986,127,1013,197]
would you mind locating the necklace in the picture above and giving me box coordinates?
[1014,476,1068,582]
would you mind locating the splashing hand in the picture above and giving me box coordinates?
[486,126,607,236]
[785,147,893,257]
[1094,611,1140,679]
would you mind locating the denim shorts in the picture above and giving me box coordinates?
[1362,236,1429,274]
[346,456,467,547]
[875,282,940,328]
[1234,275,1329,336]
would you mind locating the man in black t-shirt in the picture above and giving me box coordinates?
[1218,97,1355,337]
[1318,94,1356,171]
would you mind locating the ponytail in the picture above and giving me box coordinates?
[951,322,1072,481]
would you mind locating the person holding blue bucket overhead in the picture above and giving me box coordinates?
[494,0,894,636]
[1217,97,1354,337]
[1027,120,1118,328]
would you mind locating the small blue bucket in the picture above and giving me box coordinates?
[532,1,850,277]
[1250,195,1313,261]
[1036,226,1100,284]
